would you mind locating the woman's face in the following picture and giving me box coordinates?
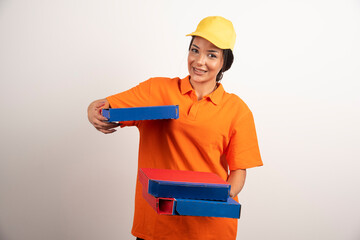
[188,37,224,87]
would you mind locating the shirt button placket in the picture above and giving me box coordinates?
[188,102,199,120]
[188,92,200,120]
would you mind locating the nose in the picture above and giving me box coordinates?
[195,53,206,66]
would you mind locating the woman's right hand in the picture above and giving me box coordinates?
[87,99,120,134]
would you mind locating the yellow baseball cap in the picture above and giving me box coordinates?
[186,16,236,50]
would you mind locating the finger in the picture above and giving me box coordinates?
[93,118,120,128]
[95,114,110,123]
[102,123,120,129]
[93,119,119,129]
[93,110,119,125]
[91,109,111,124]
[99,128,117,134]
[93,108,109,121]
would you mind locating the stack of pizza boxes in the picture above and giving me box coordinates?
[139,168,241,219]
[102,106,240,219]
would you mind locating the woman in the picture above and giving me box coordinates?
[88,16,263,240]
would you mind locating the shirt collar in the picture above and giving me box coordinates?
[180,75,193,95]
[180,75,224,105]
[207,83,224,105]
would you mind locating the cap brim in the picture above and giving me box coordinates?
[185,32,231,50]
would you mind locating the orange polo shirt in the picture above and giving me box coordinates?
[107,76,263,240]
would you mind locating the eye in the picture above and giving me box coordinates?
[209,54,217,58]
[191,48,199,53]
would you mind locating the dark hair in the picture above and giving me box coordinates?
[188,37,234,82]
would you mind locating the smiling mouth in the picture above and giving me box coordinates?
[193,67,207,74]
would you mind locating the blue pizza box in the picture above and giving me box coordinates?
[141,186,241,219]
[139,168,230,201]
[174,197,241,218]
[102,105,179,122]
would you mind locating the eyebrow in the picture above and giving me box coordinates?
[192,44,220,53]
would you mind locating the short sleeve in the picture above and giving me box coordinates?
[106,78,152,127]
[225,109,263,170]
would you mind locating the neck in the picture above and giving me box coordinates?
[189,78,218,100]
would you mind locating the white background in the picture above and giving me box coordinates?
[0,0,359,239]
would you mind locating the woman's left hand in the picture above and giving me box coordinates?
[227,169,247,197]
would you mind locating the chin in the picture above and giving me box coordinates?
[191,74,213,83]
[190,75,204,82]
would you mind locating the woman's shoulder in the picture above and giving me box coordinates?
[220,91,253,121]
[222,91,250,108]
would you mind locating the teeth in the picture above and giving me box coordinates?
[194,68,206,73]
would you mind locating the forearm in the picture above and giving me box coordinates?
[227,169,246,198]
